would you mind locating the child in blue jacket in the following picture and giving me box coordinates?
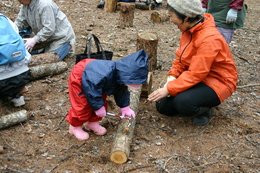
[66,49,148,140]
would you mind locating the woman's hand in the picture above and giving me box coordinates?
[147,87,169,102]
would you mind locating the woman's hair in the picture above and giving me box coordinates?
[167,4,203,23]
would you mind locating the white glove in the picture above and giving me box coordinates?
[24,38,36,52]
[164,75,176,88]
[226,9,238,23]
[202,8,207,13]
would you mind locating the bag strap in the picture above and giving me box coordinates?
[84,34,106,59]
[92,34,106,60]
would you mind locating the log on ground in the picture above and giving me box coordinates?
[29,52,60,67]
[0,110,28,129]
[30,62,68,81]
[110,87,142,164]
[135,2,153,10]
[150,10,170,23]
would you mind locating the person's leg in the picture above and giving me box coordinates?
[216,26,235,44]
[0,70,31,107]
[53,42,70,61]
[173,83,221,125]
[66,63,101,140]
[155,96,178,116]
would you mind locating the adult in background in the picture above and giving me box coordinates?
[202,0,247,44]
[0,14,31,107]
[148,0,238,126]
[15,0,76,60]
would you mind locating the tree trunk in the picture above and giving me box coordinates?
[118,2,135,28]
[150,10,170,23]
[105,0,118,12]
[30,62,68,81]
[29,52,60,67]
[0,110,27,129]
[110,87,142,164]
[136,32,158,71]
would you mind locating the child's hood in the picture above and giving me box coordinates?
[115,49,148,85]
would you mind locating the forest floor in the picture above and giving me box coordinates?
[0,0,260,172]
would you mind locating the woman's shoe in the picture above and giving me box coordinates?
[193,108,213,126]
[69,125,89,140]
[85,122,107,135]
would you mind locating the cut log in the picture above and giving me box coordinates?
[110,87,142,164]
[135,2,153,10]
[29,52,60,67]
[32,41,49,51]
[30,62,68,81]
[141,71,153,97]
[136,32,158,71]
[118,2,135,28]
[105,0,118,12]
[0,110,27,129]
[150,10,170,23]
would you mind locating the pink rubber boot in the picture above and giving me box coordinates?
[85,122,107,135]
[69,125,89,140]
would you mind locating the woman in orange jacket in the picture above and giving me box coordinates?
[148,0,238,126]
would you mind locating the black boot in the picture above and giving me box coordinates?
[97,0,105,8]
[192,107,213,126]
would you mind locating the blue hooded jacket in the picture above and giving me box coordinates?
[81,49,148,111]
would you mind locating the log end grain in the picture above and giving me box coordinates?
[110,150,128,164]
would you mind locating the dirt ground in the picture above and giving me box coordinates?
[1,0,260,172]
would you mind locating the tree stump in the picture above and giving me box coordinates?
[150,10,170,23]
[141,72,153,97]
[28,52,60,67]
[0,110,27,129]
[118,2,135,28]
[136,32,158,71]
[110,87,142,164]
[105,0,118,12]
[30,62,68,81]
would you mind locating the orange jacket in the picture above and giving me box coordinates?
[167,13,238,102]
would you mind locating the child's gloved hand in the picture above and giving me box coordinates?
[120,106,136,118]
[24,38,36,52]
[95,106,106,117]
[226,8,238,23]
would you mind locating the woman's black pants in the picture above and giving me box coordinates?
[156,83,221,116]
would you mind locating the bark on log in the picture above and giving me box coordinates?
[30,62,68,81]
[141,71,153,97]
[0,110,27,129]
[28,52,60,67]
[150,10,170,23]
[110,87,142,164]
[118,2,135,28]
[32,41,49,51]
[105,0,118,12]
[135,2,153,10]
[136,32,158,71]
